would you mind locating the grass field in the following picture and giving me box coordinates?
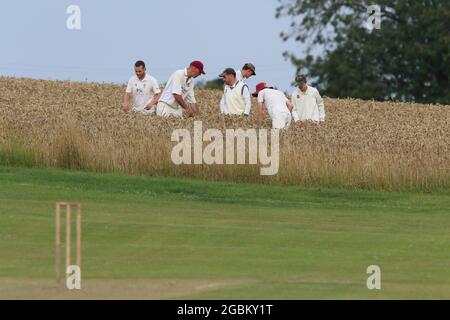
[0,165,449,299]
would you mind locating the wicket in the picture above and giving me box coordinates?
[55,202,81,285]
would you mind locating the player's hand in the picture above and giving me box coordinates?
[144,103,154,110]
[185,106,194,118]
[122,103,129,113]
[192,105,199,116]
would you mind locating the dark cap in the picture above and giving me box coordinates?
[242,63,256,76]
[190,60,206,75]
[219,68,236,78]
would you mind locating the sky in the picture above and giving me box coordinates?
[0,0,304,93]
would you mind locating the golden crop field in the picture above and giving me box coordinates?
[0,77,449,191]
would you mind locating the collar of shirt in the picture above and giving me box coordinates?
[298,86,309,95]
[136,73,150,83]
[229,80,240,90]
[184,68,193,84]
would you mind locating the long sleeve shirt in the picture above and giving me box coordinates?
[220,80,251,115]
[291,86,325,122]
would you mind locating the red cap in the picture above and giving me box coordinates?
[190,60,206,75]
[252,82,267,97]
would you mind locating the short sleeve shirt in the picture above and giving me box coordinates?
[257,88,290,118]
[159,69,196,108]
[126,74,161,111]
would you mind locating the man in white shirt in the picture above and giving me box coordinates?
[253,82,294,129]
[236,63,256,84]
[156,60,205,118]
[291,75,325,123]
[219,68,251,116]
[122,61,161,114]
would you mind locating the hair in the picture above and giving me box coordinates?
[242,64,252,71]
[223,69,236,77]
[135,61,146,69]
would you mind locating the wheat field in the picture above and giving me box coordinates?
[0,77,449,191]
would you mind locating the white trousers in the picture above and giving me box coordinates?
[271,112,292,129]
[156,102,183,118]
[133,106,156,115]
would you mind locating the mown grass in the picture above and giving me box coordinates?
[0,165,449,299]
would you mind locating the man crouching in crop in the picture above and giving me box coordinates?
[156,61,205,118]
[253,82,294,129]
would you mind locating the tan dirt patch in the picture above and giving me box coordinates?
[0,278,244,300]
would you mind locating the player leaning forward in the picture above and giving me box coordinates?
[219,68,251,116]
[253,82,294,129]
[156,61,205,118]
[123,61,161,114]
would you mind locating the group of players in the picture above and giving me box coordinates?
[122,60,325,129]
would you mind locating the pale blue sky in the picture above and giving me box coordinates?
[0,0,303,92]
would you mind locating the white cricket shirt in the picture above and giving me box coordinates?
[291,86,326,122]
[236,70,247,84]
[125,73,161,112]
[159,68,196,109]
[257,88,290,119]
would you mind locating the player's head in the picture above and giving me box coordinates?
[187,61,206,78]
[252,82,267,97]
[134,61,146,80]
[241,63,256,79]
[296,74,308,91]
[219,68,237,86]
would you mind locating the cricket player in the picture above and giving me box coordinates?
[122,60,161,114]
[219,68,251,116]
[236,63,256,84]
[253,82,294,129]
[291,75,326,123]
[156,61,205,118]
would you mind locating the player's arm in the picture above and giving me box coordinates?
[190,103,199,116]
[187,88,199,115]
[315,89,325,122]
[173,94,193,117]
[173,94,189,110]
[291,96,300,122]
[145,80,162,110]
[145,93,161,110]
[243,86,251,116]
[220,94,226,114]
[123,80,132,112]
[286,99,294,112]
[171,74,193,116]
[122,92,130,112]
